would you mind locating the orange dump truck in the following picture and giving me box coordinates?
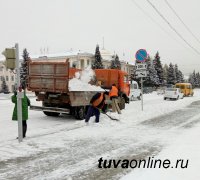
[28,60,130,119]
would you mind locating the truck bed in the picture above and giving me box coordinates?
[28,60,69,93]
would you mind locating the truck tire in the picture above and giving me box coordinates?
[43,111,60,117]
[137,95,141,100]
[75,106,85,120]
[69,107,75,115]
[119,97,125,110]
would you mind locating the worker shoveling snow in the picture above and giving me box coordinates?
[69,67,104,92]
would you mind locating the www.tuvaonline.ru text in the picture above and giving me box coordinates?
[98,157,189,169]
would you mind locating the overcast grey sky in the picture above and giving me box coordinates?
[0,0,200,74]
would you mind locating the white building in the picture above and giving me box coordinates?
[0,62,16,92]
[30,49,134,78]
[31,51,94,69]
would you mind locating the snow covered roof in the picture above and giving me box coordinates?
[29,50,94,60]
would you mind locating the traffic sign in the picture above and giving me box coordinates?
[135,49,147,62]
[136,63,147,70]
[135,70,147,78]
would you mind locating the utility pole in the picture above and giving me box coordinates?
[15,43,23,142]
[141,77,143,111]
[2,44,23,142]
[135,49,148,111]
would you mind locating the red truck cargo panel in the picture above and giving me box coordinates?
[28,61,69,93]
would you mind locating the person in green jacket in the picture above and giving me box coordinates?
[12,90,30,138]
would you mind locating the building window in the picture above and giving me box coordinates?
[11,76,14,81]
[0,76,3,81]
[87,60,90,66]
[0,66,3,71]
[6,76,9,81]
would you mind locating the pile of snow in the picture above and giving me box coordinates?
[69,67,104,92]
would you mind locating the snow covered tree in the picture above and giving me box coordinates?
[143,55,151,86]
[177,70,184,83]
[172,64,184,83]
[188,74,195,88]
[188,70,197,88]
[1,76,9,93]
[145,55,159,86]
[92,44,104,69]
[196,72,200,87]
[174,64,179,83]
[110,54,121,70]
[20,48,30,89]
[149,61,159,86]
[163,64,168,85]
[167,63,176,85]
[195,72,199,86]
[153,52,164,85]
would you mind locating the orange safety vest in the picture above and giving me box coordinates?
[92,93,104,107]
[109,86,118,97]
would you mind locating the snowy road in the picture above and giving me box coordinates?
[0,91,200,180]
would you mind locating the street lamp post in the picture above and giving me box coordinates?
[15,43,23,142]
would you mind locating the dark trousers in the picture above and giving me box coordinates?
[22,121,27,138]
[85,106,100,123]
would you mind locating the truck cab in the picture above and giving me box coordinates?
[94,69,130,104]
[94,69,130,109]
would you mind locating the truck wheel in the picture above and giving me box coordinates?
[119,97,125,110]
[43,111,60,117]
[69,107,75,115]
[75,106,85,120]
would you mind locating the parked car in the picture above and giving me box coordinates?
[129,81,141,101]
[164,88,184,100]
[175,83,194,97]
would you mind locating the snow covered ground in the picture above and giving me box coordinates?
[0,89,200,179]
[121,124,200,180]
